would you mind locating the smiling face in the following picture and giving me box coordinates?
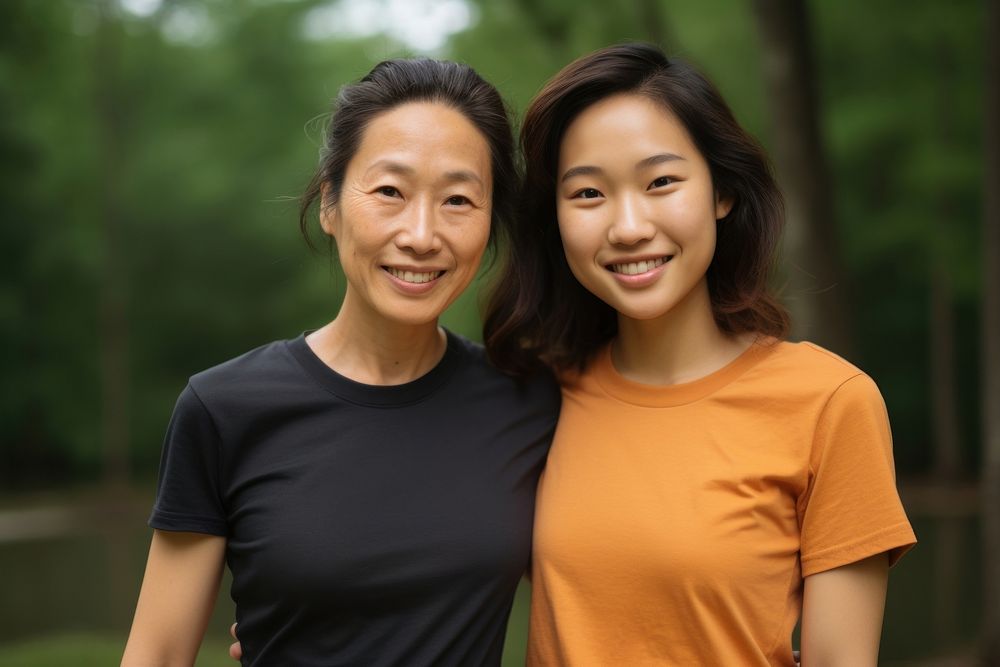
[556,93,732,323]
[322,101,492,327]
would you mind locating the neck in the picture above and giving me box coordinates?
[612,279,754,385]
[307,291,446,385]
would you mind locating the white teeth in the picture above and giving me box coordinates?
[386,267,443,284]
[611,257,668,275]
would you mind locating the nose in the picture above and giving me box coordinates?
[607,193,655,246]
[395,196,441,255]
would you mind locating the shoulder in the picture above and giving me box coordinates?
[187,337,300,407]
[747,340,892,445]
[755,339,881,398]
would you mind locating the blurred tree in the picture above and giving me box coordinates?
[95,0,130,487]
[749,0,853,355]
[0,0,98,486]
[811,0,983,473]
[929,39,964,481]
[0,0,403,485]
[0,0,986,497]
[982,0,1000,661]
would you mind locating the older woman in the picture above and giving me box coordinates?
[122,58,558,666]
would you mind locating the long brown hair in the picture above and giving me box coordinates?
[484,43,789,376]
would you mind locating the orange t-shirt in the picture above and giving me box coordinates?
[527,340,916,666]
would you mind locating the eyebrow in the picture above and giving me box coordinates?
[561,153,686,182]
[637,152,686,169]
[368,160,416,177]
[367,160,485,189]
[561,165,602,182]
[443,170,485,189]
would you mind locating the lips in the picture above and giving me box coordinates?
[607,256,671,275]
[383,267,445,284]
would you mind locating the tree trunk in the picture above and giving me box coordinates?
[95,0,130,487]
[930,42,963,482]
[930,263,962,480]
[749,0,853,356]
[981,0,1000,663]
[932,515,962,650]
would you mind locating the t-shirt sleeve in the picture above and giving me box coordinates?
[148,383,228,536]
[798,373,916,577]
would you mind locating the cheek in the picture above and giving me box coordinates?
[658,193,717,246]
[334,227,370,264]
[452,216,491,266]
[557,211,599,268]
[334,203,380,253]
[679,211,717,249]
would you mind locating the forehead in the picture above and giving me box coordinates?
[559,93,700,166]
[350,102,492,180]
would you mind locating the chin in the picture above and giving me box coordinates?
[614,306,673,322]
[383,309,445,327]
[370,288,455,327]
[600,294,673,322]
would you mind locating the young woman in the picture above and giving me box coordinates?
[485,43,916,666]
[121,58,559,666]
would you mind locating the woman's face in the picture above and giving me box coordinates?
[323,102,492,327]
[556,93,731,322]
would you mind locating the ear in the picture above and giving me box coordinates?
[318,183,339,238]
[319,203,338,238]
[715,191,734,221]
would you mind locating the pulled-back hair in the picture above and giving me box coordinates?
[300,58,518,252]
[484,43,789,376]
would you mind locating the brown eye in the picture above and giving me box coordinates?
[378,186,401,198]
[648,176,673,190]
[446,195,470,206]
[574,188,602,199]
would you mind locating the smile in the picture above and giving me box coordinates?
[607,256,671,275]
[383,267,445,284]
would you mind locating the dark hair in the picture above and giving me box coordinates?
[300,58,518,253]
[484,42,790,376]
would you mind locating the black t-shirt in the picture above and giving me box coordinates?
[149,330,560,666]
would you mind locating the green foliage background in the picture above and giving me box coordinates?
[0,0,983,488]
[0,1,989,663]
[0,0,985,501]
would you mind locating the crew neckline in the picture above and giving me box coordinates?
[593,337,780,407]
[286,329,463,407]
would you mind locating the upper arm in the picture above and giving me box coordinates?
[800,552,889,667]
[121,529,226,667]
[799,375,915,577]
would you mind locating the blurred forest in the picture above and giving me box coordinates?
[0,0,996,664]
